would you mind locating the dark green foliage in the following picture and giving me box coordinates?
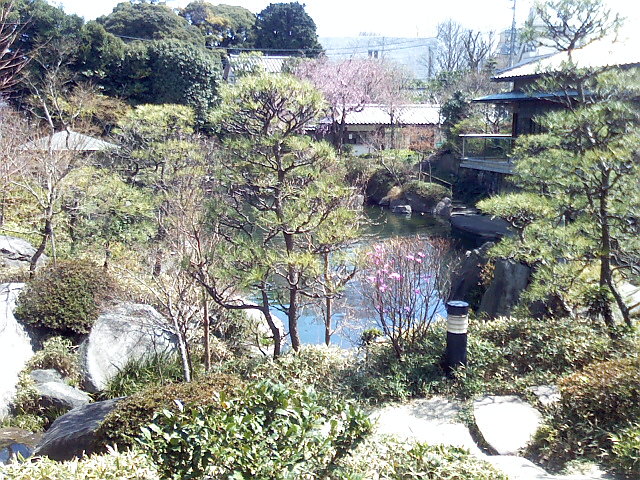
[138,380,372,479]
[105,40,221,123]
[74,21,126,81]
[253,2,322,56]
[529,357,640,471]
[95,374,244,451]
[440,90,469,147]
[97,2,204,45]
[14,260,115,335]
[100,353,188,399]
[403,180,450,208]
[180,1,255,48]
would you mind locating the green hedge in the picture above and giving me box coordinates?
[94,374,244,451]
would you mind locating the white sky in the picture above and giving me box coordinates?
[52,0,638,38]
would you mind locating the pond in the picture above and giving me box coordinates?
[285,206,456,348]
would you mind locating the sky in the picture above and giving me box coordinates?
[53,0,639,38]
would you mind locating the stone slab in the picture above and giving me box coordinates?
[473,395,542,455]
[371,397,481,455]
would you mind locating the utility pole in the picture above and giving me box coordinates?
[509,0,517,67]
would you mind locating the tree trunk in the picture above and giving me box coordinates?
[325,296,332,346]
[283,231,301,351]
[598,183,616,331]
[30,214,52,276]
[172,314,191,382]
[260,288,281,358]
[203,290,211,372]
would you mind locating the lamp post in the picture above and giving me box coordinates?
[444,300,469,376]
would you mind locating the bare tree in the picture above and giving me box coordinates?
[0,107,29,226]
[524,0,622,54]
[435,20,466,73]
[462,30,495,72]
[0,0,29,94]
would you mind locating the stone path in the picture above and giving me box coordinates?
[371,395,614,480]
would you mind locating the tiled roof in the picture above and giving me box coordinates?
[20,130,118,152]
[327,104,440,126]
[493,34,640,81]
[227,55,291,74]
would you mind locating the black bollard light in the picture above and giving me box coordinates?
[444,300,469,377]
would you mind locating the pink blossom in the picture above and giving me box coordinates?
[417,252,426,258]
[388,272,402,280]
[406,254,415,261]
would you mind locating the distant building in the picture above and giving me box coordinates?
[319,36,438,80]
[319,104,441,155]
[20,130,117,152]
[223,54,294,83]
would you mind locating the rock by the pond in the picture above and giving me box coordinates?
[479,259,531,318]
[0,235,47,270]
[449,242,493,303]
[0,428,42,464]
[0,283,34,418]
[433,197,453,218]
[528,385,561,407]
[474,395,542,455]
[30,369,91,411]
[33,397,123,461]
[391,204,412,215]
[80,302,178,392]
[450,214,512,240]
[371,397,481,455]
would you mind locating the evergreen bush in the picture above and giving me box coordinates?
[14,260,115,335]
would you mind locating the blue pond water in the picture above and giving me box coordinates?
[281,206,453,348]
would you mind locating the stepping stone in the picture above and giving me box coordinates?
[485,455,553,479]
[370,397,480,455]
[527,385,560,406]
[474,395,541,455]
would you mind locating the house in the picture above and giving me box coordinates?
[318,104,441,155]
[20,130,118,153]
[459,34,640,182]
[223,54,293,83]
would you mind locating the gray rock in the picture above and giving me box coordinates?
[33,397,123,461]
[485,455,553,479]
[474,395,542,455]
[79,302,178,392]
[528,385,561,407]
[479,259,531,318]
[30,369,91,411]
[0,283,34,418]
[391,204,412,215]
[404,192,436,213]
[450,214,512,240]
[433,197,453,218]
[30,369,64,385]
[0,236,47,270]
[371,397,481,455]
[449,242,493,303]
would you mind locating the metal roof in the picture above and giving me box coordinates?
[493,34,640,81]
[325,104,440,126]
[474,90,582,103]
[227,55,291,75]
[20,130,118,152]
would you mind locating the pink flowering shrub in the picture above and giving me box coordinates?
[362,237,456,359]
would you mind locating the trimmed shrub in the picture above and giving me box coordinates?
[94,373,244,450]
[14,260,115,335]
[26,336,80,384]
[0,447,160,479]
[529,357,640,470]
[138,380,372,480]
[334,438,508,479]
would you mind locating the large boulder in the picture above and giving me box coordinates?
[0,235,47,270]
[449,242,493,304]
[79,303,178,393]
[433,197,452,218]
[0,283,34,418]
[33,397,123,461]
[30,369,91,412]
[479,259,531,318]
